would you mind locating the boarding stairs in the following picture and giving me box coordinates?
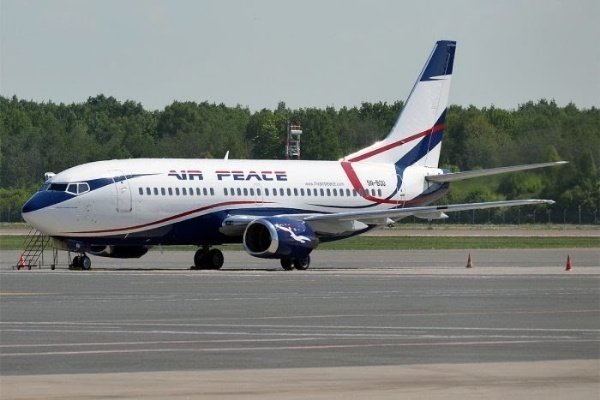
[14,227,56,270]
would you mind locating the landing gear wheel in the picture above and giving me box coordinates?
[193,247,224,270]
[206,249,224,270]
[81,255,91,270]
[193,248,208,269]
[293,256,310,271]
[72,255,81,269]
[280,258,294,271]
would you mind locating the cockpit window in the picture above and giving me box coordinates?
[77,183,90,194]
[66,182,91,195]
[48,182,90,195]
[39,183,51,191]
[49,183,68,192]
[66,184,78,195]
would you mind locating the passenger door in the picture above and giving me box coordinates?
[111,170,132,213]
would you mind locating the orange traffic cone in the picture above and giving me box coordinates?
[565,255,572,272]
[466,253,473,269]
[17,254,26,270]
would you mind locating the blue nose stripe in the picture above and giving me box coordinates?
[22,191,75,213]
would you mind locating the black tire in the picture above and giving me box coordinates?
[72,256,81,269]
[207,249,224,270]
[293,256,310,271]
[280,258,294,271]
[81,255,92,270]
[194,248,208,268]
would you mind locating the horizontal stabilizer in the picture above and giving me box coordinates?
[426,161,568,183]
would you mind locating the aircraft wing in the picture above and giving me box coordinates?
[221,199,554,237]
[426,161,567,183]
[303,199,553,223]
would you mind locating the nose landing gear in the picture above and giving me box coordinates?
[71,254,92,270]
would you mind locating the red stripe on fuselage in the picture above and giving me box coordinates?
[67,200,272,235]
[346,123,444,162]
[340,162,402,205]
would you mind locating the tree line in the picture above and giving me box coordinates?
[1,95,598,223]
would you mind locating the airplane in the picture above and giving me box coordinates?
[21,40,565,271]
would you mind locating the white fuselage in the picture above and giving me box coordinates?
[23,158,447,244]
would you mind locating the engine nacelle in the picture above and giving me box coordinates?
[243,217,318,259]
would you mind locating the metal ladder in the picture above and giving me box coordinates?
[15,228,54,270]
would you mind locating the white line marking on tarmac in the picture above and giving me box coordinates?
[1,339,598,357]
[2,321,599,333]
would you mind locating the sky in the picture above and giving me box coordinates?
[1,0,598,111]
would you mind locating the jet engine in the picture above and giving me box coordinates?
[243,217,318,259]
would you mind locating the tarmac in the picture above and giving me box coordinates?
[1,249,599,399]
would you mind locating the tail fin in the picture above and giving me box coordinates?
[343,40,456,168]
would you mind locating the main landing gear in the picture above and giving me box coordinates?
[280,256,311,271]
[71,254,91,270]
[192,246,224,270]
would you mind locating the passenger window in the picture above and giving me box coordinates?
[257,188,261,196]
[265,188,269,196]
[378,189,382,197]
[272,189,276,197]
[279,188,284,196]
[196,188,201,195]
[224,188,228,196]
[154,188,159,195]
[300,188,305,196]
[236,188,242,196]
[138,187,143,195]
[250,188,255,196]
[161,188,166,196]
[175,188,180,195]
[286,188,292,196]
[333,189,337,196]
[293,188,298,196]
[182,188,187,195]
[346,189,351,196]
[204,188,208,196]
[168,188,173,196]
[210,188,214,196]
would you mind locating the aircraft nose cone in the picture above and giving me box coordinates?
[22,196,39,214]
[22,192,52,214]
[22,191,74,233]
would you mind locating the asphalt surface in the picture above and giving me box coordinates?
[1,249,599,398]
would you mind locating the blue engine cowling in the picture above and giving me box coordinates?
[243,217,318,259]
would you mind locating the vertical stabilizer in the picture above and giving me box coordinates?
[343,40,456,168]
